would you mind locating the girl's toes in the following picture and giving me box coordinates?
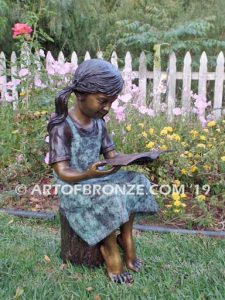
[127,258,143,272]
[108,271,134,285]
[133,258,143,271]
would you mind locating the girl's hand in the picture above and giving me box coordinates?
[87,161,121,178]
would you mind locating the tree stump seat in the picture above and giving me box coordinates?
[59,207,104,267]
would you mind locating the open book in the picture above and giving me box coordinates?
[104,149,174,166]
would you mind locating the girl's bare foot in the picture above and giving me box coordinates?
[116,233,143,272]
[100,243,134,285]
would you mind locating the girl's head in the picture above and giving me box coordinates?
[48,59,123,131]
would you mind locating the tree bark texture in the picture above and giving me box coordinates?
[59,207,104,267]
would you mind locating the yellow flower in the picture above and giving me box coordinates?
[148,128,154,135]
[160,126,173,136]
[181,168,187,175]
[173,134,181,141]
[207,121,216,127]
[190,165,198,173]
[41,111,48,115]
[173,209,181,213]
[125,124,132,132]
[203,164,211,171]
[221,156,225,162]
[146,142,155,149]
[166,127,173,133]
[168,134,181,141]
[33,111,41,116]
[181,142,187,147]
[189,130,199,138]
[180,193,187,199]
[160,129,168,136]
[184,151,193,158]
[197,144,206,149]
[172,192,180,201]
[195,154,200,159]
[216,128,221,133]
[174,200,182,207]
[181,203,186,208]
[203,128,209,133]
[173,180,181,187]
[139,123,144,128]
[196,194,206,201]
[222,120,225,124]
[160,145,168,150]
[199,135,206,141]
[19,92,26,97]
[141,131,147,138]
[207,143,213,148]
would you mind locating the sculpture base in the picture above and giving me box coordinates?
[59,207,104,268]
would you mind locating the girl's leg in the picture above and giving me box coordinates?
[118,214,143,272]
[100,230,133,284]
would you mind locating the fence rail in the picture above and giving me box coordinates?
[0,49,225,120]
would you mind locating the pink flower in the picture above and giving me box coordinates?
[6,81,14,89]
[44,152,49,164]
[19,68,29,77]
[113,106,126,122]
[146,108,155,117]
[111,99,119,110]
[12,23,33,38]
[5,92,13,102]
[199,116,207,128]
[173,107,183,116]
[34,74,46,88]
[118,93,132,103]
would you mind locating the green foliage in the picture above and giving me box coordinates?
[1,0,225,69]
[0,93,54,186]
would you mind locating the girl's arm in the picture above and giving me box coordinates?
[52,159,118,184]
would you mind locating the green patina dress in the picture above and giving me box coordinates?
[50,115,158,246]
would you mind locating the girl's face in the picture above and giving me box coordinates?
[76,93,117,119]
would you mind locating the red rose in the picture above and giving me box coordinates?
[12,23,33,38]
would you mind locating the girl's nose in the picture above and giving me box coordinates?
[103,103,111,112]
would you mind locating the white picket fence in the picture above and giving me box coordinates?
[0,49,225,121]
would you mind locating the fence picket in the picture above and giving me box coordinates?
[153,63,161,114]
[58,51,65,65]
[213,52,224,120]
[167,52,177,122]
[111,51,118,68]
[0,52,7,102]
[122,51,132,94]
[1,49,225,121]
[11,51,18,109]
[84,51,91,60]
[138,51,147,105]
[96,51,103,59]
[198,52,208,112]
[182,52,192,113]
[71,51,78,69]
